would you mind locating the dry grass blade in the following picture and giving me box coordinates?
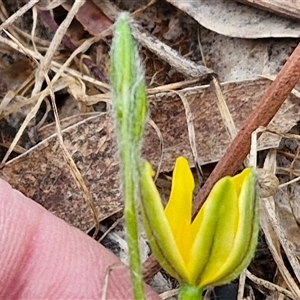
[0,112,122,231]
[260,151,300,297]
[159,288,179,299]
[261,215,298,296]
[99,0,215,79]
[0,29,45,163]
[147,118,164,181]
[147,78,202,94]
[0,0,39,32]
[173,90,204,184]
[0,77,69,120]
[131,24,214,79]
[193,41,300,215]
[248,131,299,298]
[0,0,101,234]
[32,0,85,95]
[0,34,109,91]
[0,3,299,297]
[210,76,238,140]
[246,270,296,299]
[38,0,67,10]
[198,28,237,141]
[237,271,247,300]
[42,0,100,236]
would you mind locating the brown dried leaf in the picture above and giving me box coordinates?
[237,0,300,21]
[166,0,300,38]
[0,78,299,231]
[61,0,113,36]
[145,78,300,171]
[0,113,120,232]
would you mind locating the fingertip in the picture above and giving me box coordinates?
[0,179,160,299]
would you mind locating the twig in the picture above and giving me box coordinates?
[98,0,215,80]
[192,42,300,216]
[143,42,300,282]
[131,24,215,80]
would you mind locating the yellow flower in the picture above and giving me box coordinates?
[140,157,258,290]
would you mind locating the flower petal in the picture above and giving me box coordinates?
[187,177,237,284]
[205,168,258,287]
[196,168,258,288]
[164,157,195,263]
[140,161,189,281]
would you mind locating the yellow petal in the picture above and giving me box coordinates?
[140,161,189,281]
[205,168,258,287]
[197,168,258,288]
[164,157,195,263]
[187,177,237,284]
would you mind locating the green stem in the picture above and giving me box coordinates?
[120,135,145,300]
[178,284,203,300]
[110,13,147,300]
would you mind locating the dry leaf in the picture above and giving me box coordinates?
[61,0,113,35]
[103,0,297,82]
[0,113,120,232]
[145,78,300,171]
[166,0,300,38]
[0,78,299,231]
[237,0,300,21]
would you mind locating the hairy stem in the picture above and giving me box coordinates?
[110,13,147,300]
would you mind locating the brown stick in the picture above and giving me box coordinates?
[143,42,300,281]
[192,42,300,216]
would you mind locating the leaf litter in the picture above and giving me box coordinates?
[0,0,300,298]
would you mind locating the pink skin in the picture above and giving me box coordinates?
[0,179,160,299]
